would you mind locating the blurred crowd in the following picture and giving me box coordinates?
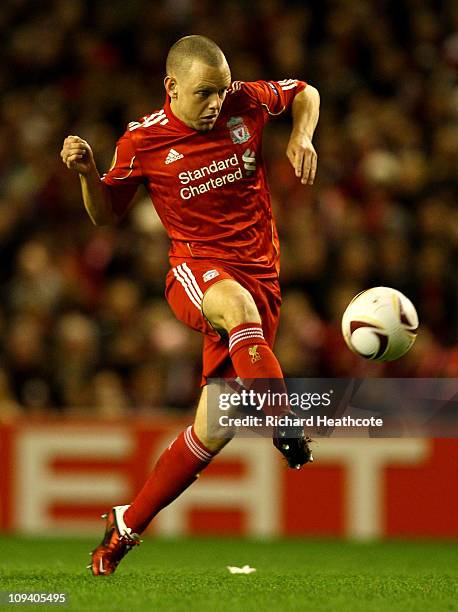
[0,0,456,418]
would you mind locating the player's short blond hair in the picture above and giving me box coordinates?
[166,35,226,76]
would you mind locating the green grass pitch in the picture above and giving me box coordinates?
[0,536,456,611]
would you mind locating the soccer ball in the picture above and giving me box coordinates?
[341,287,419,362]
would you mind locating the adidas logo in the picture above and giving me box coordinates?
[165,148,184,164]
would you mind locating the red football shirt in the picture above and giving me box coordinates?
[102,79,306,276]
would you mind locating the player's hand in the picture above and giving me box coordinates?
[60,135,96,175]
[286,132,317,185]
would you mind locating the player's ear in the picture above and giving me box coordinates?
[164,76,178,99]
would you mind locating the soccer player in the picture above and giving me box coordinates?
[61,35,320,575]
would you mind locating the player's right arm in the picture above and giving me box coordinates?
[61,131,142,226]
[61,135,118,226]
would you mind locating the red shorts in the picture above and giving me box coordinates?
[165,259,282,385]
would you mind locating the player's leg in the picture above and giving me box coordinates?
[123,383,233,533]
[202,279,288,401]
[193,383,237,450]
[89,266,238,576]
[202,278,313,468]
[90,383,235,575]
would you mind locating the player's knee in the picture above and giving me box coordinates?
[223,292,260,331]
[204,285,261,332]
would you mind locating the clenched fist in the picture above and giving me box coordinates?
[60,135,96,175]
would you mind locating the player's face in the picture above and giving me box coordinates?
[170,60,232,132]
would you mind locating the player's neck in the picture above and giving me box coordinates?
[168,98,194,130]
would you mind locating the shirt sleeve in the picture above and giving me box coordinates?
[101,131,143,218]
[241,79,307,116]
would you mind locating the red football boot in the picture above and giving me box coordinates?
[88,505,141,576]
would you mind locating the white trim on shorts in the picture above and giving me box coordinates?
[172,263,204,311]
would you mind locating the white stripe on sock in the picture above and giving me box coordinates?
[229,334,265,352]
[184,426,212,462]
[186,427,212,461]
[229,328,265,351]
[185,430,210,462]
[229,327,263,341]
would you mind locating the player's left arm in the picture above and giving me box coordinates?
[287,85,320,185]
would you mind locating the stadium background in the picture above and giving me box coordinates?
[0,0,457,541]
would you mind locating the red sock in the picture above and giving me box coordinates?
[124,426,216,534]
[229,323,283,377]
[228,322,289,415]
